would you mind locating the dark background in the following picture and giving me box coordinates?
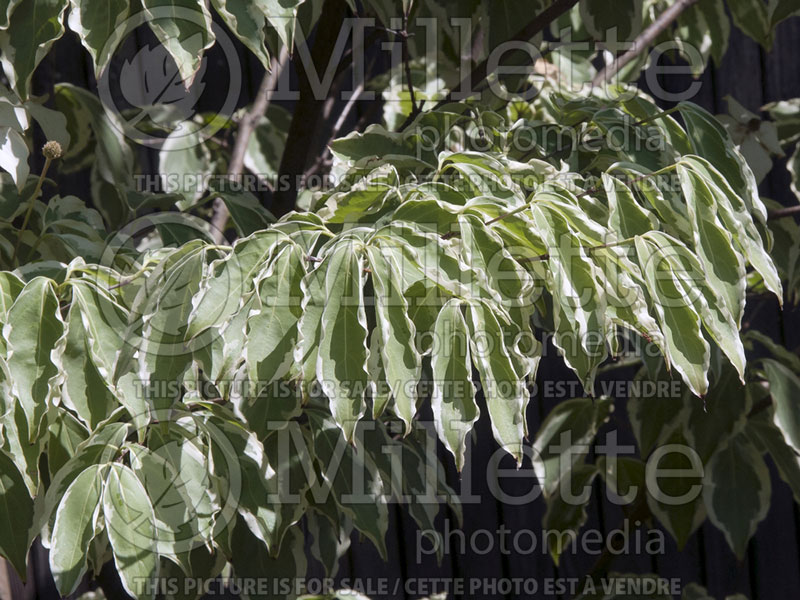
[7,8,800,600]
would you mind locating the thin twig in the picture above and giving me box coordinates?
[768,204,800,220]
[209,47,290,243]
[399,0,581,131]
[592,0,699,86]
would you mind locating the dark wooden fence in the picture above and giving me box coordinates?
[4,10,800,600]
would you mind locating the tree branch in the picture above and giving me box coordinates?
[768,204,800,220]
[399,0,581,131]
[591,0,699,87]
[209,47,289,243]
[273,0,350,218]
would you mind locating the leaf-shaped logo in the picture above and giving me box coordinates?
[119,33,208,124]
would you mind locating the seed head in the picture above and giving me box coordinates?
[42,141,62,160]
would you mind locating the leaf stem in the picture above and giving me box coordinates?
[11,155,53,267]
[632,105,681,127]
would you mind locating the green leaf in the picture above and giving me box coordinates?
[103,464,159,600]
[307,508,350,578]
[596,456,646,505]
[308,410,389,559]
[603,173,656,238]
[665,235,747,383]
[679,155,782,301]
[645,427,706,548]
[24,99,70,148]
[0,449,34,578]
[239,244,305,428]
[316,242,370,441]
[210,188,276,237]
[187,229,284,337]
[0,0,22,29]
[47,409,89,476]
[531,203,607,392]
[467,299,527,464]
[138,246,207,416]
[67,0,130,75]
[159,130,214,207]
[677,165,747,327]
[68,281,128,383]
[681,365,751,465]
[258,0,305,51]
[764,359,800,454]
[129,444,201,559]
[703,434,770,558]
[679,102,768,226]
[210,0,271,68]
[0,0,69,99]
[50,464,106,596]
[5,277,64,441]
[231,517,307,600]
[366,245,422,432]
[728,0,772,48]
[694,0,730,66]
[635,235,710,397]
[580,0,641,41]
[532,397,612,499]
[242,105,291,180]
[56,301,117,430]
[0,126,29,189]
[430,299,477,472]
[748,407,800,505]
[458,213,532,304]
[55,83,134,223]
[542,463,599,564]
[141,0,215,84]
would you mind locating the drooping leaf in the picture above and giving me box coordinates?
[0,449,34,578]
[50,464,106,596]
[316,242,370,441]
[764,359,800,455]
[366,244,422,432]
[430,299,477,472]
[532,396,612,498]
[141,0,215,84]
[467,299,527,464]
[635,235,710,397]
[210,0,271,68]
[703,434,771,558]
[103,464,159,600]
[5,277,64,441]
[531,202,607,393]
[0,126,29,189]
[0,0,69,99]
[67,0,130,75]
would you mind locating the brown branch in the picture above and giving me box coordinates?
[399,0,581,131]
[768,204,800,220]
[273,0,350,218]
[209,47,289,243]
[591,0,699,87]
